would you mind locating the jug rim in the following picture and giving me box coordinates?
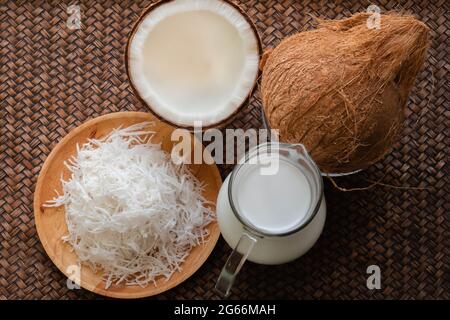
[227,142,324,237]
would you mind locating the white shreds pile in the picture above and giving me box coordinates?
[45,122,214,288]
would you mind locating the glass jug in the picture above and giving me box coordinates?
[215,142,326,296]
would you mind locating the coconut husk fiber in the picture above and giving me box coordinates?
[261,13,429,174]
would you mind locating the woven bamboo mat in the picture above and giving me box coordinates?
[0,0,448,299]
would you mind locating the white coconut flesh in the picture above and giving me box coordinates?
[128,0,260,127]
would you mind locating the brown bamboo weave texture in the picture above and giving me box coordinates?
[0,0,448,299]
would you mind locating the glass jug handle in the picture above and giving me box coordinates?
[215,232,258,297]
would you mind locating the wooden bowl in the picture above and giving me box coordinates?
[33,112,222,298]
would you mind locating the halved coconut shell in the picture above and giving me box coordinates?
[126,0,262,130]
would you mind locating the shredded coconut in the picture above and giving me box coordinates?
[45,122,214,288]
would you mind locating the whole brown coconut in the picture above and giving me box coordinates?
[261,13,429,173]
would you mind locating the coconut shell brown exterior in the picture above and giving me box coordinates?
[261,13,429,173]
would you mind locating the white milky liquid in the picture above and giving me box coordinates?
[233,158,312,234]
